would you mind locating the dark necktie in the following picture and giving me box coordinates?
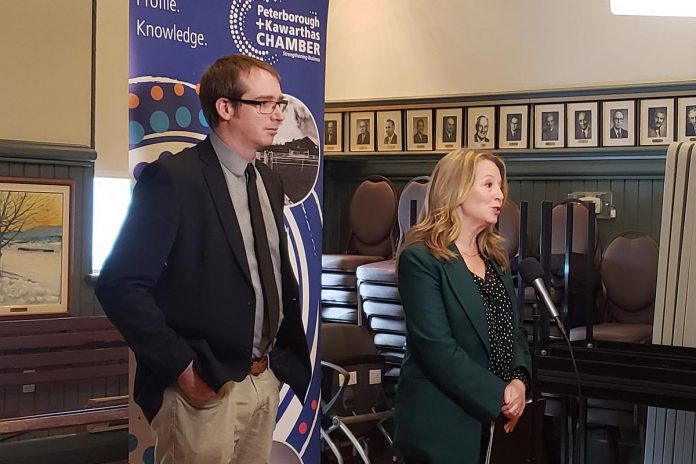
[245,163,280,353]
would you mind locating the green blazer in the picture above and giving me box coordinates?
[394,243,532,464]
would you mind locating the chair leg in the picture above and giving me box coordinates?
[377,421,393,447]
[338,421,371,464]
[321,427,344,464]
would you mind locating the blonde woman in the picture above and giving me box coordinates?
[394,149,532,464]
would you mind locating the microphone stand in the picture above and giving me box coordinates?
[536,201,585,464]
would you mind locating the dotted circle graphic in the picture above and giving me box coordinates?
[150,110,170,133]
[229,0,279,65]
[175,106,192,128]
[128,434,138,452]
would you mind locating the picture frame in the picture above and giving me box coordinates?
[567,102,598,148]
[349,111,375,152]
[376,110,403,152]
[435,108,463,151]
[640,98,674,146]
[466,106,495,149]
[406,109,433,151]
[0,178,72,316]
[534,103,565,149]
[323,113,343,152]
[677,97,696,143]
[498,105,528,149]
[602,100,635,147]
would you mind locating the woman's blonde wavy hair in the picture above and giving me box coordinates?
[401,149,510,270]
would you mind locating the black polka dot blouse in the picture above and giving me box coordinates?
[471,258,529,387]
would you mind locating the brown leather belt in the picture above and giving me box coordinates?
[250,355,268,376]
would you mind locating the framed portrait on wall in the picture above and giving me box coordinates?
[435,108,463,151]
[677,97,696,142]
[567,102,598,148]
[466,106,495,149]
[406,109,433,151]
[349,111,375,152]
[376,110,403,152]
[0,178,73,316]
[602,100,635,147]
[640,98,674,146]
[534,103,565,149]
[323,113,342,152]
[498,105,528,149]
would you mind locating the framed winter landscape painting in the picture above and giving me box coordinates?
[0,179,72,315]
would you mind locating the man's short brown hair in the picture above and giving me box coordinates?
[199,55,281,128]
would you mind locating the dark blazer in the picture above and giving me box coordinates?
[414,133,428,144]
[384,133,398,144]
[357,132,370,145]
[325,132,337,145]
[610,127,629,138]
[394,243,531,463]
[442,131,456,143]
[648,126,666,138]
[506,128,521,141]
[575,127,591,139]
[96,137,311,422]
[541,128,558,141]
[687,124,696,137]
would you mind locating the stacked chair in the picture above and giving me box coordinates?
[550,200,602,330]
[355,176,430,382]
[530,200,601,336]
[569,231,658,343]
[569,232,658,460]
[321,176,398,324]
[320,323,394,464]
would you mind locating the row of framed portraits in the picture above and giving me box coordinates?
[324,96,696,153]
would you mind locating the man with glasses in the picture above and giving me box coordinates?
[610,110,629,139]
[325,120,337,145]
[96,54,311,464]
[357,119,371,145]
[648,107,667,138]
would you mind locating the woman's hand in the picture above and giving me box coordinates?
[501,379,526,433]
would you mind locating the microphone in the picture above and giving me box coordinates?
[518,257,567,337]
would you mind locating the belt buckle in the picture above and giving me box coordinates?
[250,355,268,376]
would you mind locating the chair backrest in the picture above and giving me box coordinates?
[320,323,389,434]
[322,322,380,363]
[548,200,602,328]
[498,199,521,260]
[600,232,659,324]
[551,200,599,256]
[397,176,430,246]
[348,176,398,258]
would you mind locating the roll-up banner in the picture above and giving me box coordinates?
[127,1,327,462]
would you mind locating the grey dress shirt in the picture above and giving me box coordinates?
[210,132,284,358]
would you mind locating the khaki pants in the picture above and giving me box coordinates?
[151,368,281,464]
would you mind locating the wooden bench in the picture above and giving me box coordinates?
[0,316,129,436]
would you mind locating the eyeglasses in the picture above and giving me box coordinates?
[229,98,288,114]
